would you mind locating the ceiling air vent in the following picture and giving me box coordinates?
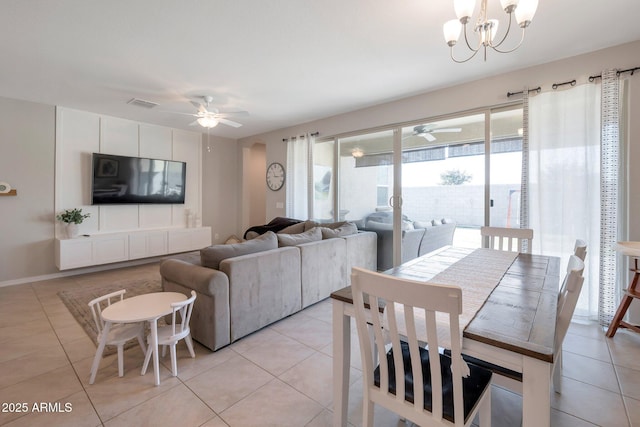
[127,98,158,109]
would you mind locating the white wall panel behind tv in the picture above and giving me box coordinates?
[55,108,100,237]
[100,205,139,232]
[139,205,173,229]
[172,130,202,226]
[100,117,138,156]
[139,125,172,159]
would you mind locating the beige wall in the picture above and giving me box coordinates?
[202,134,240,244]
[0,99,241,285]
[238,40,640,321]
[0,97,56,282]
[238,40,640,224]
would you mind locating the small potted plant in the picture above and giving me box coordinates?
[56,208,90,239]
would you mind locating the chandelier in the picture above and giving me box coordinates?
[443,0,538,63]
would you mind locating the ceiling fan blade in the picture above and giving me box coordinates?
[218,118,242,128]
[431,127,462,133]
[424,133,437,142]
[217,110,249,118]
[188,120,199,126]
[159,110,198,117]
[190,101,208,114]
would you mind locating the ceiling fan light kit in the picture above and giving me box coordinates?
[196,116,219,128]
[444,0,538,63]
[164,95,248,129]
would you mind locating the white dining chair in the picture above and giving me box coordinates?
[351,267,492,427]
[458,255,585,395]
[141,290,197,377]
[481,226,533,253]
[88,289,147,379]
[574,239,587,261]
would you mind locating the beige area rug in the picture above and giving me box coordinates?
[58,279,162,356]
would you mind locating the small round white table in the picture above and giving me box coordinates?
[89,292,187,386]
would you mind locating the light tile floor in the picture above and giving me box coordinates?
[1,263,639,426]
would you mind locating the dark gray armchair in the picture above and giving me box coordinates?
[361,212,456,271]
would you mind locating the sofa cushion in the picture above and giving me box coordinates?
[413,220,434,229]
[320,222,358,239]
[278,221,307,234]
[201,231,277,269]
[277,227,322,247]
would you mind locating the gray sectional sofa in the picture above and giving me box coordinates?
[361,212,456,270]
[160,222,377,351]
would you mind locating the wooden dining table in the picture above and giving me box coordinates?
[331,246,561,427]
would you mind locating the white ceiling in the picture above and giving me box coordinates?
[2,0,640,139]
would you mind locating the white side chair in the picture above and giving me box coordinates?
[574,239,587,261]
[88,290,147,380]
[351,267,492,427]
[460,255,585,395]
[141,291,197,377]
[481,226,533,253]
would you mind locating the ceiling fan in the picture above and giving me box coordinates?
[409,124,462,142]
[174,95,248,129]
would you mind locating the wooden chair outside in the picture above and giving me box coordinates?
[480,226,533,253]
[351,267,492,427]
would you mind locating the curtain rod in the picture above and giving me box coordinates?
[507,87,541,98]
[590,66,640,82]
[282,131,319,142]
[507,65,639,97]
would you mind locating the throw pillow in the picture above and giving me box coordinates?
[201,231,278,269]
[303,220,320,231]
[277,227,322,247]
[413,221,433,229]
[278,221,306,234]
[320,222,358,239]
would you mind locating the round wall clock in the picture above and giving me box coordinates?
[266,162,285,191]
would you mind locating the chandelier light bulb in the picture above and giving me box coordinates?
[443,19,462,46]
[500,0,519,13]
[515,0,538,27]
[454,0,475,23]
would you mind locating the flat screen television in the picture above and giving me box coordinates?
[91,153,186,205]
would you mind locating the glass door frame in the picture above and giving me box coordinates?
[315,102,522,269]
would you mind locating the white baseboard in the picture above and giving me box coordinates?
[0,257,164,288]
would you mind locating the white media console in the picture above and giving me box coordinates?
[55,226,211,270]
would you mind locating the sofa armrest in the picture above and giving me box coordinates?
[343,231,377,283]
[220,246,301,341]
[402,228,425,264]
[160,259,229,297]
[160,259,231,351]
[418,222,457,257]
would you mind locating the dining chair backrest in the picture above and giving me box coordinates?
[555,255,585,351]
[481,226,533,253]
[351,267,492,427]
[168,290,196,340]
[88,289,126,338]
[574,239,587,261]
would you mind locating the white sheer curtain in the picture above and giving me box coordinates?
[286,134,314,219]
[528,84,602,318]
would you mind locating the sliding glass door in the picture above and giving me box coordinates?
[337,129,395,225]
[401,114,486,249]
[489,106,524,229]
[313,106,524,269]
